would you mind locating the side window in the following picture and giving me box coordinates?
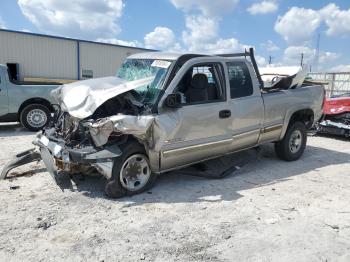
[177,63,225,104]
[227,62,253,99]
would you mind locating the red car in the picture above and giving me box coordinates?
[318,93,350,137]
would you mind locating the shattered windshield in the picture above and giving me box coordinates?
[116,59,172,105]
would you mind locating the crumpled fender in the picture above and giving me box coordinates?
[152,111,183,152]
[87,115,155,147]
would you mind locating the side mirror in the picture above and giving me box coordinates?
[164,93,182,108]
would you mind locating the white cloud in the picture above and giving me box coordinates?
[256,55,268,67]
[181,15,248,53]
[261,40,280,52]
[247,1,278,15]
[203,38,248,54]
[96,38,142,48]
[182,16,218,51]
[329,64,350,72]
[170,0,239,17]
[318,51,339,65]
[0,16,6,29]
[283,46,315,65]
[275,7,321,45]
[18,0,124,39]
[275,4,350,45]
[169,0,248,53]
[283,46,339,69]
[319,3,350,36]
[144,26,177,50]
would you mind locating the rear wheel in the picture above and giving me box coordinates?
[275,121,307,161]
[20,104,51,131]
[105,142,157,198]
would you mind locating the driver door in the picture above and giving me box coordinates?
[159,62,232,171]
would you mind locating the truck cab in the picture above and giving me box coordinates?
[157,55,265,170]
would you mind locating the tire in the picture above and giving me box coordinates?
[275,121,307,161]
[104,141,157,198]
[20,104,51,131]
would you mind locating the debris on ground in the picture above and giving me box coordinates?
[281,207,297,212]
[325,224,340,230]
[0,130,349,261]
[36,217,56,230]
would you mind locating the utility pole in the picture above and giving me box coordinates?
[268,56,273,65]
[314,33,320,72]
[300,53,304,67]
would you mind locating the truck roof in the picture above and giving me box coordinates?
[127,51,246,61]
[129,48,264,89]
[128,52,183,60]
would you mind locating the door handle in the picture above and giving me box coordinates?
[219,110,231,118]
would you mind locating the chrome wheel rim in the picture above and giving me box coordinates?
[119,154,151,191]
[289,130,302,153]
[26,109,47,128]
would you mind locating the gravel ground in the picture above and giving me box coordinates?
[0,123,349,262]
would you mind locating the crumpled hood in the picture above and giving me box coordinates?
[51,76,154,119]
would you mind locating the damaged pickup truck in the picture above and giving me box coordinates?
[1,48,325,198]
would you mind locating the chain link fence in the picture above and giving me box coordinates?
[307,72,350,97]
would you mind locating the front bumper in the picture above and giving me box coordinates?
[35,133,122,183]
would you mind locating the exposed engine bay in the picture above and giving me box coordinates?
[50,90,151,148]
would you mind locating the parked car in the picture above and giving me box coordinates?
[1,49,325,197]
[0,64,60,131]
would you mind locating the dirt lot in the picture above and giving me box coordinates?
[0,123,349,262]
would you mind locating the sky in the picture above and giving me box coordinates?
[0,0,349,71]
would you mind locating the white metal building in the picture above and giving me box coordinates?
[0,29,152,82]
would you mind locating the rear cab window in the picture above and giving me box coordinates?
[226,62,253,99]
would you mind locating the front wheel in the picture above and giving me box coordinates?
[275,121,307,161]
[105,142,157,198]
[20,104,51,131]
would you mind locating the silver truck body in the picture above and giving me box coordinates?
[0,64,59,128]
[1,50,323,196]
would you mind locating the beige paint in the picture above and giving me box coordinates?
[0,30,77,80]
[0,30,149,81]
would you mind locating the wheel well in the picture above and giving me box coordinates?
[18,98,54,120]
[289,109,314,129]
[125,136,147,152]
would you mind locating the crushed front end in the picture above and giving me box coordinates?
[35,112,125,183]
[1,56,173,197]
